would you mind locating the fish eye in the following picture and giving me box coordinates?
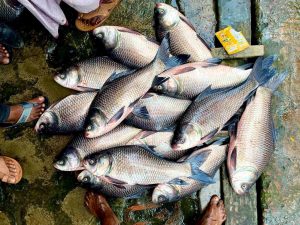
[88,158,96,166]
[241,184,247,190]
[59,74,66,79]
[39,123,46,130]
[56,159,65,166]
[157,85,163,90]
[178,137,185,144]
[156,8,165,15]
[97,32,104,39]
[158,195,167,203]
[82,176,90,183]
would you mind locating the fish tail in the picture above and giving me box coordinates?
[187,150,215,185]
[249,56,277,86]
[154,33,190,70]
[262,71,288,92]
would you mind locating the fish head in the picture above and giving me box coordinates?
[231,167,258,195]
[34,111,59,133]
[84,109,107,138]
[152,183,179,203]
[154,3,180,31]
[83,153,111,176]
[77,170,97,185]
[54,66,81,90]
[93,26,119,50]
[172,123,202,151]
[54,147,83,171]
[152,75,179,96]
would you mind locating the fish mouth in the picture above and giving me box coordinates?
[171,143,181,151]
[53,163,84,171]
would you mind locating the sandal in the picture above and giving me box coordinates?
[0,0,24,22]
[0,96,49,127]
[75,0,122,32]
[0,43,11,65]
[0,156,22,184]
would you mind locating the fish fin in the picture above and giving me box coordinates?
[201,128,220,143]
[152,76,170,86]
[172,66,196,75]
[141,145,165,158]
[104,176,128,185]
[168,178,189,186]
[187,149,211,174]
[179,14,196,31]
[203,58,222,64]
[115,26,142,35]
[132,106,150,119]
[142,93,156,99]
[108,107,125,124]
[105,69,136,84]
[189,171,215,185]
[161,125,176,132]
[133,130,157,140]
[154,33,190,70]
[227,123,238,173]
[247,56,277,87]
[199,62,220,68]
[124,192,144,199]
[237,63,253,70]
[194,84,236,102]
[262,71,288,92]
[129,98,141,108]
[197,34,215,49]
[210,136,230,146]
[113,184,127,189]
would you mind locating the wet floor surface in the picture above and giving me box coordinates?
[0,0,299,224]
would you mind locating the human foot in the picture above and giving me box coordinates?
[85,191,120,225]
[0,44,10,64]
[6,96,46,124]
[0,156,22,184]
[196,195,226,225]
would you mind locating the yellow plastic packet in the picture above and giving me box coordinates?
[215,26,250,55]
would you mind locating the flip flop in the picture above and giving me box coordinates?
[0,96,49,127]
[75,0,122,32]
[0,0,24,22]
[0,156,23,184]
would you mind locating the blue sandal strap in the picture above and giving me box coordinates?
[16,102,38,124]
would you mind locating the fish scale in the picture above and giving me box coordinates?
[127,131,190,160]
[0,0,24,21]
[234,87,274,173]
[110,30,159,68]
[152,142,227,203]
[88,146,192,185]
[78,170,148,198]
[155,62,251,99]
[76,57,129,90]
[125,93,191,131]
[35,92,97,133]
[71,125,141,158]
[176,75,258,150]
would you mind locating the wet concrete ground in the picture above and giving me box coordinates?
[0,0,299,224]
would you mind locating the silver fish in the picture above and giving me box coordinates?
[83,145,213,186]
[54,124,141,171]
[153,62,251,99]
[35,92,97,134]
[78,170,149,198]
[227,72,287,195]
[93,26,159,68]
[84,36,188,138]
[153,3,213,62]
[125,93,191,131]
[0,0,24,22]
[152,139,227,203]
[54,57,130,91]
[171,56,276,151]
[126,130,190,160]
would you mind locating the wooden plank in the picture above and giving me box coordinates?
[199,170,221,210]
[255,0,300,224]
[218,0,252,42]
[178,0,217,47]
[212,45,264,59]
[221,166,258,225]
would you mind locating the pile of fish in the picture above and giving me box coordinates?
[36,3,287,203]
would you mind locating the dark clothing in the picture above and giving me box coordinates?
[0,104,10,123]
